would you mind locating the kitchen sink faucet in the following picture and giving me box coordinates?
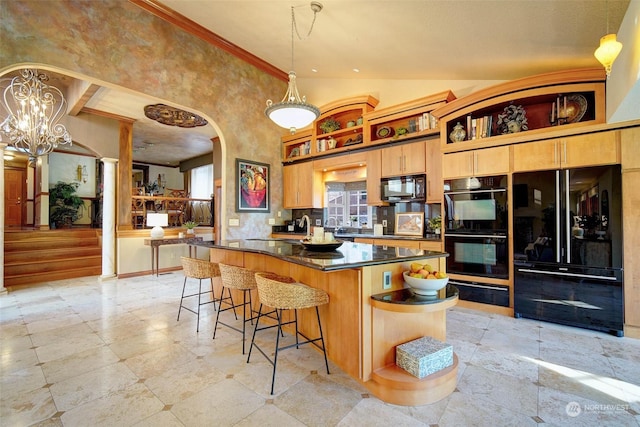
[299,215,311,240]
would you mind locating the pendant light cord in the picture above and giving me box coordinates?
[289,3,321,71]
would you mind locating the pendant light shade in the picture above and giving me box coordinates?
[594,34,623,77]
[265,2,323,134]
[265,71,320,134]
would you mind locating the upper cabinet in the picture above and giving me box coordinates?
[512,131,620,172]
[381,140,426,177]
[432,68,607,154]
[442,146,510,179]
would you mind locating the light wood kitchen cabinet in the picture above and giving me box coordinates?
[442,145,510,179]
[381,140,426,177]
[354,237,422,249]
[420,240,442,251]
[425,138,443,203]
[283,161,323,209]
[512,130,619,172]
[365,149,386,206]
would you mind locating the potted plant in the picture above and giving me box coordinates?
[144,181,160,196]
[184,220,198,234]
[427,215,442,234]
[49,181,84,228]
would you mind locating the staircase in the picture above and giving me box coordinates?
[4,229,102,287]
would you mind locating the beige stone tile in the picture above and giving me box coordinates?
[456,364,539,415]
[34,332,105,364]
[107,329,171,360]
[0,384,57,427]
[123,342,197,378]
[0,334,34,355]
[337,398,425,426]
[143,357,226,405]
[170,379,265,425]
[479,327,540,358]
[60,382,164,426]
[469,344,540,382]
[49,362,139,411]
[538,385,638,426]
[0,364,48,397]
[233,401,307,426]
[26,312,85,335]
[40,344,120,384]
[0,318,28,338]
[539,345,615,378]
[30,321,96,348]
[437,390,539,427]
[0,347,39,374]
[274,374,364,426]
[131,410,185,427]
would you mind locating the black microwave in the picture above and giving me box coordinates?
[380,174,426,202]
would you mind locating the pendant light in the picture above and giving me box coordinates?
[265,2,322,134]
[594,0,623,77]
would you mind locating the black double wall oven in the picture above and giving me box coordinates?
[444,176,510,306]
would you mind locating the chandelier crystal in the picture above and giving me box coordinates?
[265,2,322,134]
[0,69,72,163]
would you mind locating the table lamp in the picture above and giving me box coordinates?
[147,213,168,238]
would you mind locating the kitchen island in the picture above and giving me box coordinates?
[194,239,457,405]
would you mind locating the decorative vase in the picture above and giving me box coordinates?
[449,122,466,143]
[356,116,363,126]
[187,228,195,235]
[327,137,337,149]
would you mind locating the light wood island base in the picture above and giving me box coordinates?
[205,243,455,405]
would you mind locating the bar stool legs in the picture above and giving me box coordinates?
[248,272,330,395]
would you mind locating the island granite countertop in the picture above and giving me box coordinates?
[193,239,447,271]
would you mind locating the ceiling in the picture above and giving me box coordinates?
[3,0,631,166]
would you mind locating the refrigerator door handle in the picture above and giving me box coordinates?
[516,268,618,282]
[565,169,571,264]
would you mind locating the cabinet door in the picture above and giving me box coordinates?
[563,131,619,168]
[442,151,474,179]
[381,145,405,177]
[365,149,385,205]
[420,240,442,251]
[381,141,426,177]
[283,164,298,208]
[425,139,442,203]
[512,139,559,172]
[474,146,510,176]
[372,238,421,249]
[403,140,426,175]
[283,162,315,208]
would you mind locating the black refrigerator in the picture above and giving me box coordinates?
[512,165,624,336]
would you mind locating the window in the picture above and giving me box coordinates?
[190,164,213,199]
[326,181,372,228]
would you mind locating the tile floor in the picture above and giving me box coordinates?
[1,272,639,426]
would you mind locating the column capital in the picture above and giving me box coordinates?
[101,157,118,164]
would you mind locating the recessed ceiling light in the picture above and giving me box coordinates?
[352,68,360,73]
[311,68,318,73]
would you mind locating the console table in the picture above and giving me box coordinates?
[144,236,203,276]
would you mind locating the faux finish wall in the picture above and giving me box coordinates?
[1,0,285,243]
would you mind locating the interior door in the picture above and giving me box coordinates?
[4,169,24,227]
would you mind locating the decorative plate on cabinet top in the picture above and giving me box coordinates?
[564,94,588,123]
[376,126,394,139]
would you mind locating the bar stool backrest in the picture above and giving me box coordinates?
[181,256,220,279]
[219,263,258,290]
[254,272,329,310]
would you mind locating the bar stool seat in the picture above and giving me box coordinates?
[214,263,261,354]
[178,256,229,333]
[248,272,330,395]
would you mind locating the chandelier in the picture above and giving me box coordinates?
[0,69,72,163]
[265,2,323,135]
[594,0,623,78]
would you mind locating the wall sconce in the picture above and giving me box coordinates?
[76,164,88,183]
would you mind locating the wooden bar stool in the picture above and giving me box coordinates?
[178,256,229,333]
[248,272,330,395]
[214,263,261,354]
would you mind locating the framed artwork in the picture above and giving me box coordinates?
[236,159,270,212]
[395,212,425,236]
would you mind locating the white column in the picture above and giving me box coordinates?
[0,143,7,293]
[100,158,117,281]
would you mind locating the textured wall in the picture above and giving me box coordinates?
[1,0,286,240]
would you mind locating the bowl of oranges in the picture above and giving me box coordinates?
[403,262,449,296]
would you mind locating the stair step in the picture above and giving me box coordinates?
[3,229,102,287]
[5,256,102,276]
[5,247,103,263]
[5,266,103,287]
